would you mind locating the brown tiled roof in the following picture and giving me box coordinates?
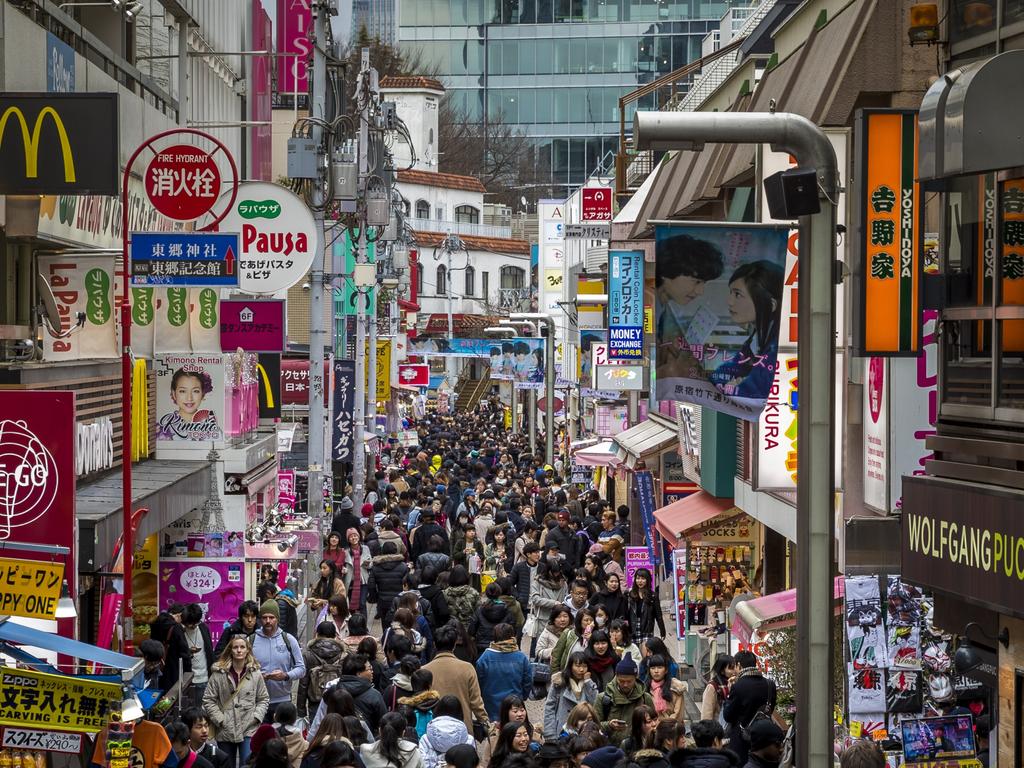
[413,230,531,256]
[380,76,445,92]
[397,169,486,193]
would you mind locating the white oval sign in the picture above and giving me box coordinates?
[180,564,222,597]
[217,181,320,294]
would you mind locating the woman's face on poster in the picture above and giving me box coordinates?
[728,278,758,325]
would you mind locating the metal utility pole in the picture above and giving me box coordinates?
[351,47,373,511]
[511,313,556,463]
[634,110,837,767]
[368,264,378,430]
[444,235,456,384]
[306,2,329,521]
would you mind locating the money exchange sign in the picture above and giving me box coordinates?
[608,250,644,360]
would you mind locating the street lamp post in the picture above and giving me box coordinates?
[511,313,556,463]
[634,110,838,767]
[485,326,518,434]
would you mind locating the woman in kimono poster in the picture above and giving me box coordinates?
[654,224,788,421]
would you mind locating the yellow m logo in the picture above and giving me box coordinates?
[0,106,76,182]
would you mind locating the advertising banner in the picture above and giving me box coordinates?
[37,254,117,361]
[0,558,63,620]
[281,358,329,406]
[855,110,920,355]
[276,0,310,95]
[256,353,282,419]
[673,548,688,644]
[366,339,392,401]
[221,300,285,352]
[655,223,789,421]
[577,277,606,332]
[278,470,296,509]
[397,364,430,387]
[409,337,546,388]
[131,534,159,648]
[608,250,644,360]
[594,364,645,392]
[332,359,356,462]
[635,470,657,566]
[0,669,120,732]
[624,547,652,589]
[0,391,76,627]
[216,181,320,295]
[159,561,244,646]
[154,354,225,442]
[2,728,82,754]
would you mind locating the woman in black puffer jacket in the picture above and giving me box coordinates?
[468,581,512,659]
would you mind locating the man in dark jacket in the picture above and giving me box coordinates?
[417,566,451,628]
[669,720,740,767]
[410,508,449,562]
[740,720,784,768]
[508,542,540,618]
[366,542,408,620]
[149,603,191,690]
[469,582,513,659]
[182,707,231,768]
[722,651,778,765]
[546,509,579,568]
[331,496,361,536]
[296,621,346,717]
[212,600,259,658]
[337,653,387,733]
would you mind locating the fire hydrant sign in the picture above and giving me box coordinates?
[0,668,121,733]
[145,144,222,222]
[216,181,320,294]
[130,232,240,287]
[0,557,64,620]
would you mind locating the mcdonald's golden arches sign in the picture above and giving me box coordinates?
[0,93,118,195]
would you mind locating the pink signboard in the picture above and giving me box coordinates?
[220,300,286,352]
[160,561,244,646]
[624,546,652,589]
[250,0,273,180]
[276,0,311,96]
[278,470,296,509]
[0,391,76,637]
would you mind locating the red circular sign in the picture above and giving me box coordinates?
[144,144,222,221]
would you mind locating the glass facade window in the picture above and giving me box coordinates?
[501,265,526,288]
[465,265,475,296]
[455,204,479,224]
[415,200,430,218]
[437,264,447,295]
[482,271,490,299]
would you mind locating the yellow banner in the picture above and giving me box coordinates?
[0,667,122,733]
[131,534,159,648]
[0,558,64,620]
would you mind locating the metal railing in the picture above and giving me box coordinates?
[408,217,512,239]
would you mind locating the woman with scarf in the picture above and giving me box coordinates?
[700,654,737,725]
[342,528,371,615]
[647,654,686,723]
[582,628,619,690]
[534,605,572,665]
[542,651,598,740]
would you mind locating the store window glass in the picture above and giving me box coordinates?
[518,0,537,22]
[451,0,468,25]
[503,40,519,75]
[552,139,570,177]
[536,39,553,74]
[1004,0,1024,23]
[488,40,503,75]
[569,88,586,121]
[518,89,536,123]
[450,41,467,76]
[537,0,554,22]
[554,0,571,21]
[620,37,638,72]
[468,40,484,73]
[554,39,571,73]
[943,173,988,307]
[586,38,605,73]
[1000,177,1024,305]
[553,89,570,123]
[520,40,536,75]
[570,39,586,74]
[943,318,992,406]
[534,89,552,123]
[949,0,996,45]
[999,320,1024,407]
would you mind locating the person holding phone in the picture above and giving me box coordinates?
[595,658,653,749]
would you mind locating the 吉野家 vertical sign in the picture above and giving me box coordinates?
[856,109,920,355]
[608,250,644,360]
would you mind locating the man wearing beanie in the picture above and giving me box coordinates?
[596,658,654,749]
[741,720,785,768]
[331,496,360,537]
[582,746,625,768]
[251,599,305,723]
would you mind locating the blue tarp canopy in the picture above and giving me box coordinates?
[0,618,143,683]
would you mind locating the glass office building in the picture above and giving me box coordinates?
[398,1,734,190]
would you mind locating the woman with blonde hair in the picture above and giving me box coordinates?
[203,634,269,765]
[563,702,601,739]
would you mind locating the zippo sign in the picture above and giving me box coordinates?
[398,364,429,387]
[582,188,612,221]
[0,391,75,633]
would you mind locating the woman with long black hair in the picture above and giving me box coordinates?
[626,569,665,645]
[700,653,737,725]
[582,629,619,690]
[542,652,598,740]
[359,711,422,768]
[307,559,345,616]
[488,722,532,768]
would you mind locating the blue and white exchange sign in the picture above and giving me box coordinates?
[608,249,644,360]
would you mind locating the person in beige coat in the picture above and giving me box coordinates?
[202,634,270,765]
[422,622,490,733]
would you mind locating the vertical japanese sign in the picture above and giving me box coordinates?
[276,0,311,95]
[635,470,657,567]
[672,548,688,644]
[365,339,392,401]
[1000,178,1024,350]
[856,109,920,355]
[332,359,356,462]
[608,250,644,360]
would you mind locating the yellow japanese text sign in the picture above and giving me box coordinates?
[0,667,122,733]
[0,557,64,620]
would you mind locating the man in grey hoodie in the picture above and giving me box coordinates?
[251,599,305,723]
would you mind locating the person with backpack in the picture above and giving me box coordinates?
[296,621,346,720]
[595,658,654,749]
[397,668,441,738]
[150,603,192,691]
[418,696,474,768]
[213,601,259,658]
[257,581,300,642]
[722,650,777,766]
[251,600,306,724]
[469,582,514,659]
[334,653,388,733]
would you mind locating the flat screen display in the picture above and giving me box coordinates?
[901,715,977,763]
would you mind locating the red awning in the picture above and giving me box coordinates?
[653,491,735,542]
[731,577,846,644]
[423,313,502,335]
[398,299,420,311]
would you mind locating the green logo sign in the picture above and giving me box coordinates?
[166,288,187,327]
[198,288,218,329]
[237,199,281,219]
[132,287,154,326]
[83,267,111,324]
